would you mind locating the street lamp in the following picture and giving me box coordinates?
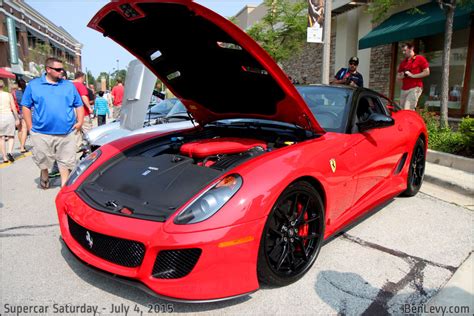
[116,59,119,72]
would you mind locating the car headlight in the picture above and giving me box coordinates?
[174,174,243,225]
[66,149,101,186]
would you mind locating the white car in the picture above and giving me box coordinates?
[84,101,195,152]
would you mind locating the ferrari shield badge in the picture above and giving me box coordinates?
[330,159,337,173]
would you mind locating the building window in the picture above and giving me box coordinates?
[468,42,474,114]
[392,28,470,114]
[421,28,469,112]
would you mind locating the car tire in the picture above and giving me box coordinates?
[400,137,426,197]
[257,181,325,286]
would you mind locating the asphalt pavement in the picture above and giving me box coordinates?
[1,145,472,316]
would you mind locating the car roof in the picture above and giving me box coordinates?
[296,84,390,99]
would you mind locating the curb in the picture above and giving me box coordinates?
[423,173,474,196]
[424,151,474,196]
[427,150,474,173]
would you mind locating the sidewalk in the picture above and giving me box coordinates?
[423,254,473,316]
[422,161,474,210]
[422,152,473,315]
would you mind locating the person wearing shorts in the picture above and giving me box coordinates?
[397,43,430,110]
[21,57,84,188]
[111,78,124,119]
[0,80,20,163]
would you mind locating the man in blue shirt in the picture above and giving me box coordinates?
[22,57,84,188]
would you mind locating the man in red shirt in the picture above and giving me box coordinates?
[72,72,92,132]
[111,78,124,119]
[397,42,430,110]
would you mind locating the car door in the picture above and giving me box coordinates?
[348,93,407,208]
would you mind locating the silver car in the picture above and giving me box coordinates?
[83,100,195,153]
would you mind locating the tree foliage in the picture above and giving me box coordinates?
[368,0,471,22]
[29,42,52,74]
[86,70,95,86]
[247,0,307,62]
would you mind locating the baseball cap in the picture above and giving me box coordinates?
[349,56,359,65]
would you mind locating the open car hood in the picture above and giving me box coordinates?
[88,0,324,134]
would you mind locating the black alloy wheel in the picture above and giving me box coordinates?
[401,137,426,197]
[257,181,325,286]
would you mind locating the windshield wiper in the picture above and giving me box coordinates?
[207,120,304,131]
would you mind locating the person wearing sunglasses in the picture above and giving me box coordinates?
[21,57,84,189]
[331,56,364,88]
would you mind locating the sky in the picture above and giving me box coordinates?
[25,0,260,77]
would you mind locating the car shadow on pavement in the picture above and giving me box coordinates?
[59,239,252,313]
[315,270,473,315]
[323,198,396,245]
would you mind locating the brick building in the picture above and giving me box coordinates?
[234,0,474,117]
[0,0,82,80]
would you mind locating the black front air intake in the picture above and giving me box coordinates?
[68,216,145,268]
[152,248,202,279]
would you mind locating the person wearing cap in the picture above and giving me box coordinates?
[331,57,364,88]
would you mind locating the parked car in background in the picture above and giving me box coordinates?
[83,100,194,153]
[145,98,177,121]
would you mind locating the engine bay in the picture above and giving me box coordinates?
[131,124,306,171]
[77,124,311,221]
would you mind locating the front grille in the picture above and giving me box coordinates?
[152,249,202,279]
[67,216,145,268]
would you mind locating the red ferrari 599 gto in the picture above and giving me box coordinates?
[56,0,427,302]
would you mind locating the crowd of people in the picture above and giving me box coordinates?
[0,57,124,189]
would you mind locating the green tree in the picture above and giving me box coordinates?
[369,0,471,129]
[247,0,307,63]
[86,70,95,86]
[110,69,127,87]
[29,42,52,74]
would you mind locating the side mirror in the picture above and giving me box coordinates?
[357,113,394,132]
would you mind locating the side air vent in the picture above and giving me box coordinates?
[394,152,408,175]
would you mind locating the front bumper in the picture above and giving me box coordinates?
[56,190,265,301]
[61,238,256,303]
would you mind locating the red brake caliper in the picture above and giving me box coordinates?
[296,203,309,250]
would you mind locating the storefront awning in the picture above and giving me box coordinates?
[0,68,16,79]
[359,1,474,49]
[27,29,47,42]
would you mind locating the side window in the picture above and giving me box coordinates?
[352,95,385,133]
[367,97,385,115]
[379,96,401,113]
[356,96,383,122]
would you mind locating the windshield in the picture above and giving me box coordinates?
[206,118,304,130]
[165,101,187,118]
[148,99,177,115]
[296,86,352,133]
